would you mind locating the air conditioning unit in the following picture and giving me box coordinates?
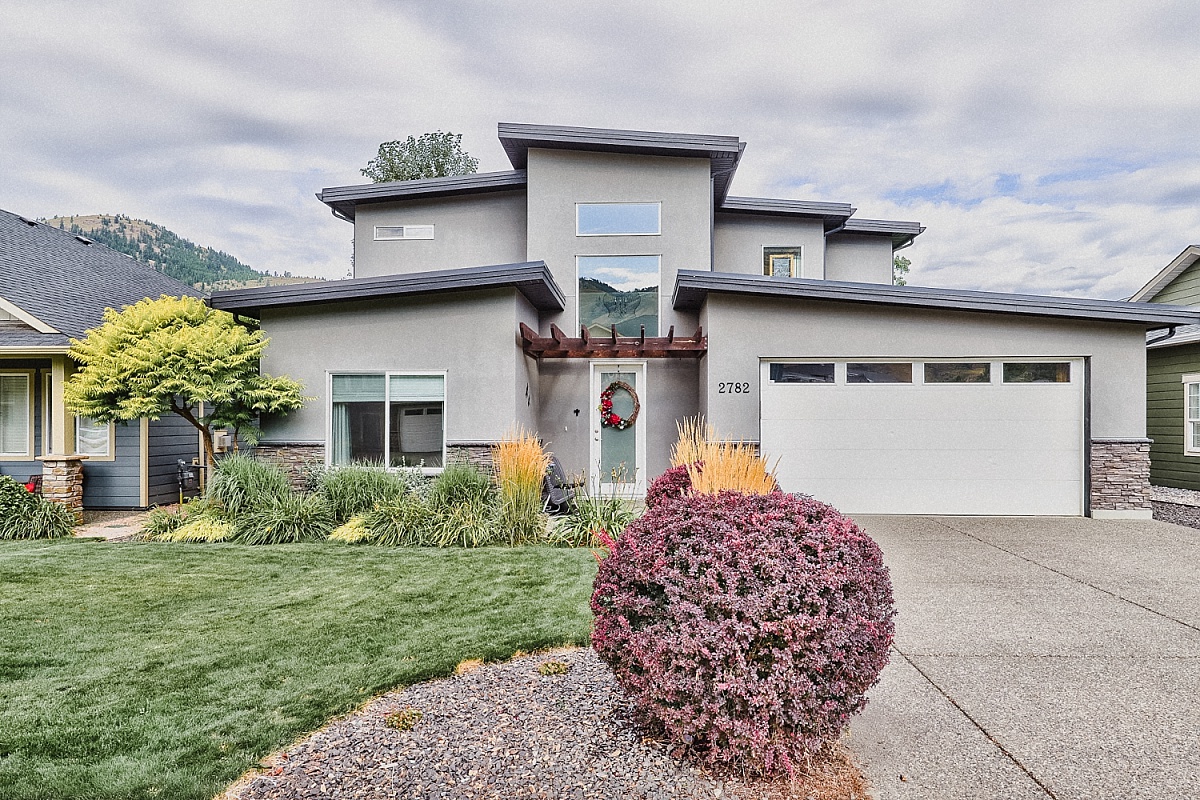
[212,431,233,452]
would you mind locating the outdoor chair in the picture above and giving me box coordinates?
[542,455,579,515]
[23,475,42,494]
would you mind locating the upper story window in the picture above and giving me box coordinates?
[374,225,434,241]
[576,203,660,236]
[763,246,802,278]
[577,255,660,337]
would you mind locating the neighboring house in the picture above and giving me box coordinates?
[1129,245,1200,490]
[210,123,1199,518]
[0,209,204,510]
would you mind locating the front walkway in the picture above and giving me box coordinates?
[847,515,1200,799]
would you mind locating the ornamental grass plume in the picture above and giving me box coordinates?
[671,416,777,496]
[492,427,550,544]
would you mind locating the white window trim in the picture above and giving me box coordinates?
[575,254,663,338]
[1183,373,1200,456]
[575,202,661,237]
[373,225,435,241]
[326,370,448,474]
[75,416,115,461]
[42,372,51,455]
[0,371,35,460]
[762,245,803,278]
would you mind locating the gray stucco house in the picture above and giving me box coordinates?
[0,209,204,512]
[211,123,1198,518]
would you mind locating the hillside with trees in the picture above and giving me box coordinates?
[43,214,318,291]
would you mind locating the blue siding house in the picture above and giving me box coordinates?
[0,209,204,509]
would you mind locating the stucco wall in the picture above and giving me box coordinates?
[257,288,531,447]
[352,191,527,278]
[712,214,826,278]
[824,234,895,284]
[701,295,1147,441]
[525,148,709,338]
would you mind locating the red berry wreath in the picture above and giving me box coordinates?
[598,380,640,430]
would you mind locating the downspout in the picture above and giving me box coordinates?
[1146,326,1178,346]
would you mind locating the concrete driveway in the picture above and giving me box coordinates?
[846,515,1200,800]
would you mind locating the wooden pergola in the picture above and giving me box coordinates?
[519,323,707,359]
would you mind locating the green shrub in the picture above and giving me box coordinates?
[427,497,501,547]
[206,454,290,517]
[235,494,334,545]
[552,490,636,547]
[328,513,373,544]
[318,462,408,523]
[0,475,74,540]
[363,494,432,546]
[428,463,494,510]
[156,517,235,543]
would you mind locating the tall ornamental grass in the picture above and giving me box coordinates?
[205,453,290,516]
[492,428,550,544]
[317,461,408,523]
[0,475,74,540]
[671,416,777,496]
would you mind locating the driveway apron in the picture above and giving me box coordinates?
[846,515,1200,800]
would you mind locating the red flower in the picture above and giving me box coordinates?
[602,399,613,410]
[609,414,622,425]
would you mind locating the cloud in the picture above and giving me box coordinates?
[1,0,1199,298]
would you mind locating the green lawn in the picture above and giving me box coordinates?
[0,539,597,800]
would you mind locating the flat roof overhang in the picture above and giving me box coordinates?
[209,262,565,318]
[672,271,1200,328]
[317,170,528,221]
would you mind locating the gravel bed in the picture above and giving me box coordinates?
[1153,501,1200,530]
[1150,485,1200,508]
[229,648,859,800]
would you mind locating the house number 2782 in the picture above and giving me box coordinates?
[718,382,750,394]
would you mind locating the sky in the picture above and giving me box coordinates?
[4,0,1200,298]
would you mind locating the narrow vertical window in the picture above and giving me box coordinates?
[1188,382,1200,453]
[0,374,31,457]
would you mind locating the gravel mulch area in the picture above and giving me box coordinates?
[1153,501,1200,530]
[75,509,149,541]
[226,647,868,800]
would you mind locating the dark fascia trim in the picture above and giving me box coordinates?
[717,196,856,231]
[833,217,926,248]
[209,262,565,317]
[498,122,745,202]
[671,270,1200,327]
[316,170,528,221]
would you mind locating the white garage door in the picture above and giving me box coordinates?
[760,359,1084,515]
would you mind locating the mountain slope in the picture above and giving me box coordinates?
[43,214,315,290]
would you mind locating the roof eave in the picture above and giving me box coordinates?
[209,262,565,317]
[672,271,1200,327]
[1129,245,1200,302]
[316,171,529,221]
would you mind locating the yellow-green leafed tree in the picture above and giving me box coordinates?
[64,295,305,469]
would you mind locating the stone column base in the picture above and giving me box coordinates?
[1090,439,1152,516]
[38,454,88,525]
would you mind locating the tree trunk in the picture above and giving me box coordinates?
[170,401,216,472]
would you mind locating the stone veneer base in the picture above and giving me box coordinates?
[38,455,88,525]
[252,442,497,487]
[1090,438,1152,514]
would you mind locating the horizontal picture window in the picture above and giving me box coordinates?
[847,363,912,384]
[374,225,434,241]
[925,362,991,383]
[1003,362,1071,383]
[577,203,660,236]
[769,363,834,384]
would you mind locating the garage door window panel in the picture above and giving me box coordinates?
[925,362,991,384]
[847,363,912,384]
[1003,362,1071,383]
[769,363,834,384]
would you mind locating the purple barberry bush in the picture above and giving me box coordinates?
[591,489,895,776]
[643,462,696,509]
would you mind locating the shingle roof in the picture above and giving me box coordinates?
[0,209,201,348]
